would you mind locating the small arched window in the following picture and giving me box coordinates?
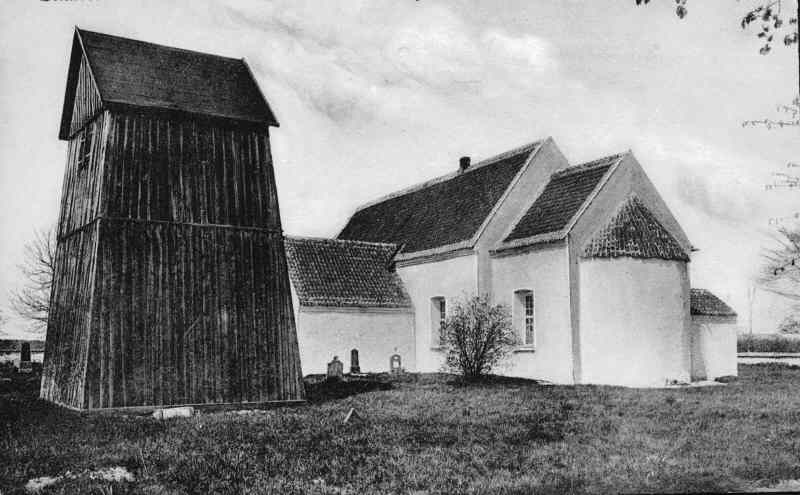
[514,290,535,346]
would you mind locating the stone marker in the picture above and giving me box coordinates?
[350,349,360,374]
[343,407,363,424]
[390,354,403,374]
[19,342,32,374]
[327,356,343,381]
[152,406,194,419]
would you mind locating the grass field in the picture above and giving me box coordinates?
[3,364,800,494]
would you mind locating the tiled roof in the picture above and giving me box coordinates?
[337,142,541,254]
[582,196,690,262]
[284,237,411,309]
[69,29,277,128]
[503,154,621,243]
[690,289,737,317]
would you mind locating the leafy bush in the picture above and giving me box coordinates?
[441,295,517,380]
[738,334,800,353]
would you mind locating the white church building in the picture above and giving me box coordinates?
[284,138,738,387]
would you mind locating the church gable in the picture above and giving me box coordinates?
[582,195,689,262]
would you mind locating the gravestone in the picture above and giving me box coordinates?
[327,356,343,381]
[390,354,403,374]
[19,342,33,374]
[350,349,360,374]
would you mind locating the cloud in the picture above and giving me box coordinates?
[632,133,767,227]
[672,168,752,224]
[482,29,558,74]
[214,1,567,125]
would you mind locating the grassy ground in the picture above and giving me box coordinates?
[3,365,800,494]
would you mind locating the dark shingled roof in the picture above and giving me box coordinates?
[690,289,737,317]
[504,154,620,242]
[284,237,411,309]
[62,28,277,138]
[338,143,540,254]
[583,196,690,262]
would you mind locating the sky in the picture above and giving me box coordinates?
[0,0,798,338]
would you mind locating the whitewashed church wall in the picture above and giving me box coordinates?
[690,316,738,381]
[294,308,415,375]
[475,139,570,295]
[397,253,478,372]
[490,243,575,384]
[579,257,691,387]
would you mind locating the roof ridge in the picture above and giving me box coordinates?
[352,139,544,213]
[285,235,399,248]
[551,152,627,178]
[615,194,659,217]
[600,193,656,226]
[77,27,244,63]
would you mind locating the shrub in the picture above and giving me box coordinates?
[441,295,517,380]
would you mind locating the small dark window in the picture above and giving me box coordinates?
[431,297,446,346]
[77,124,94,170]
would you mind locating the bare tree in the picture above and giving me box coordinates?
[743,96,800,128]
[758,226,800,300]
[441,295,517,380]
[10,228,56,333]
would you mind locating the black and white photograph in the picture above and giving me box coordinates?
[0,0,799,493]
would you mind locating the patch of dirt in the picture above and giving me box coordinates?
[304,377,394,404]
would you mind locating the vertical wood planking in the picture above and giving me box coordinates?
[79,222,302,407]
[40,227,99,408]
[46,107,304,409]
[99,111,277,228]
[69,54,103,138]
[58,114,108,240]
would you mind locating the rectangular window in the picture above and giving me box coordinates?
[439,298,446,342]
[514,289,535,347]
[524,292,534,345]
[75,133,85,169]
[77,124,94,170]
[431,297,446,347]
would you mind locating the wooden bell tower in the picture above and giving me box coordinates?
[41,28,304,410]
